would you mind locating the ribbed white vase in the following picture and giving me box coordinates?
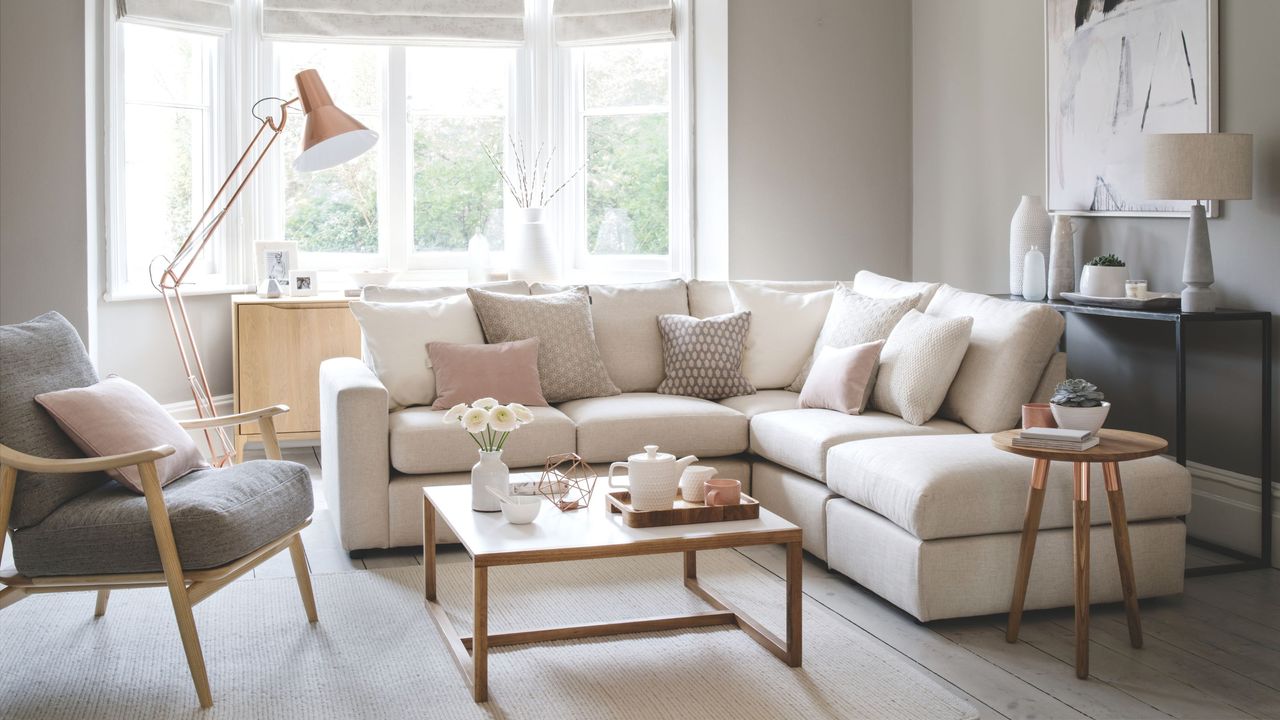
[508,207,558,283]
[1010,195,1051,295]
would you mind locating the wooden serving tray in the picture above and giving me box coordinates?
[605,490,761,528]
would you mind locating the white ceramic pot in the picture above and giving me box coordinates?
[1051,402,1111,434]
[509,207,558,282]
[471,450,509,512]
[608,445,697,512]
[679,466,717,503]
[1079,266,1128,298]
[496,495,542,524]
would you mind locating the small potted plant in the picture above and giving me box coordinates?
[1079,254,1128,298]
[1049,379,1111,433]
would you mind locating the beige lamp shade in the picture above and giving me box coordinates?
[293,69,378,173]
[1143,133,1253,201]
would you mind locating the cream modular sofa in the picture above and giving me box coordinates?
[320,274,1190,621]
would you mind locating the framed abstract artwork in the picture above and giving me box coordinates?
[1045,0,1217,217]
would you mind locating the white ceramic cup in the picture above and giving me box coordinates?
[679,466,717,503]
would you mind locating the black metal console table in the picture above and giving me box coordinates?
[994,295,1272,577]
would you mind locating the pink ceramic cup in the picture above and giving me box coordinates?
[704,478,742,506]
[1022,403,1057,429]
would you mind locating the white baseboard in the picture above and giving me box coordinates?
[1185,460,1279,568]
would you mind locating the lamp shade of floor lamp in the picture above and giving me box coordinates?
[1143,133,1253,313]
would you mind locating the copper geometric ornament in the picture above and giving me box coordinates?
[538,452,598,511]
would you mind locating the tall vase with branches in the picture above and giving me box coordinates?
[483,138,585,282]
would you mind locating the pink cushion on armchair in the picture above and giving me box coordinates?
[428,338,549,409]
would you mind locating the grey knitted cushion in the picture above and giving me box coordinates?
[11,460,313,577]
[656,312,756,401]
[0,312,109,529]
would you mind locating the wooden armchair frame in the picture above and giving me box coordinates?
[0,404,317,708]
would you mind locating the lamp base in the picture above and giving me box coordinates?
[1181,202,1216,313]
[1181,283,1216,313]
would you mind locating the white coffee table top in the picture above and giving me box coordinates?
[424,481,800,567]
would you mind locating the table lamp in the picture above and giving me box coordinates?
[155,69,377,464]
[1143,133,1253,313]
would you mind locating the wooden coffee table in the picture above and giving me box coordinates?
[422,482,803,702]
[992,428,1168,679]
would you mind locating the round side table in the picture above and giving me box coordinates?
[991,428,1168,680]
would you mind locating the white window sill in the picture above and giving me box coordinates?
[103,283,255,303]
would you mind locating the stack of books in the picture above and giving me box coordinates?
[1012,427,1099,451]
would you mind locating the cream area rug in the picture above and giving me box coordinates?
[0,549,975,719]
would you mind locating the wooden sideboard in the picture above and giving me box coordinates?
[231,293,362,455]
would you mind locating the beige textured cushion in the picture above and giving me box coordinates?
[467,287,620,404]
[557,392,749,463]
[389,405,575,475]
[362,280,528,303]
[851,271,940,311]
[718,390,799,418]
[871,311,972,425]
[788,285,919,391]
[573,279,690,393]
[729,282,833,390]
[349,294,485,408]
[656,312,755,400]
[33,377,208,493]
[748,408,972,481]
[798,341,884,415]
[925,285,1065,433]
[687,280,840,318]
[826,433,1193,540]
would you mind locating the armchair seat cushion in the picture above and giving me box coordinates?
[11,460,313,577]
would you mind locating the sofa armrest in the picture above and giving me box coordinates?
[1030,351,1068,403]
[320,357,390,552]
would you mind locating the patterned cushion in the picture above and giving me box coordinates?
[656,312,755,401]
[466,287,620,404]
[788,285,921,391]
[0,312,109,529]
[870,310,973,425]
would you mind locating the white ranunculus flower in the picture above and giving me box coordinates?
[462,407,490,434]
[442,403,468,424]
[489,405,519,433]
[508,403,535,424]
[473,397,499,410]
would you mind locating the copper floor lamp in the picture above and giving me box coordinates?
[153,69,377,466]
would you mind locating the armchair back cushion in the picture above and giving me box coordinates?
[0,312,110,529]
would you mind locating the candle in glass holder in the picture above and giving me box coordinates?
[1125,280,1148,299]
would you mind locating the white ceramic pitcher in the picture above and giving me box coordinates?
[609,445,697,511]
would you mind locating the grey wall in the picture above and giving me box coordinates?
[696,0,913,280]
[912,0,1279,485]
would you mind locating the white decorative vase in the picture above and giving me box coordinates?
[467,232,490,284]
[1051,402,1111,434]
[471,450,509,512]
[1079,265,1128,298]
[509,207,558,282]
[1022,246,1046,302]
[1010,195,1051,295]
[1047,214,1075,300]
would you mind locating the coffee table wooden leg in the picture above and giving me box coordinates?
[1103,462,1143,649]
[423,495,437,603]
[1008,458,1050,643]
[786,540,803,667]
[684,550,696,580]
[473,564,488,702]
[1073,461,1091,679]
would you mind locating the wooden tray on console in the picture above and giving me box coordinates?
[605,490,760,528]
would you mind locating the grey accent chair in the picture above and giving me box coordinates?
[0,312,317,708]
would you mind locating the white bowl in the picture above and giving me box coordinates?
[348,269,399,288]
[498,495,542,524]
[1050,402,1111,434]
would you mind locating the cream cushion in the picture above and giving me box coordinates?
[925,285,1065,433]
[718,390,799,418]
[851,270,940,311]
[687,280,839,318]
[349,294,484,408]
[361,280,528,303]
[788,286,919,392]
[748,408,972,482]
[557,392,748,463]
[388,405,575,475]
[871,311,972,425]
[825,434,1192,540]
[728,282,833,390]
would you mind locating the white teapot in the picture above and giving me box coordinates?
[609,445,697,512]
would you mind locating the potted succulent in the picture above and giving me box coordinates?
[1049,379,1111,433]
[1079,254,1129,298]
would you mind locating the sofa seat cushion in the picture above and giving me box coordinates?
[719,390,799,418]
[749,409,971,482]
[558,393,748,463]
[11,460,313,577]
[825,434,1192,541]
[390,405,575,475]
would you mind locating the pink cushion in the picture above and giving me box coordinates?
[428,338,549,409]
[798,340,885,415]
[34,377,209,493]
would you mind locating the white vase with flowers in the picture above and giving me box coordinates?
[443,397,536,512]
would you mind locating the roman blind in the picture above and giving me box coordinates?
[262,0,526,46]
[553,0,674,47]
[115,0,233,33]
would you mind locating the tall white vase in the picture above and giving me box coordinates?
[1047,214,1076,300]
[1010,195,1051,295]
[509,207,558,282]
